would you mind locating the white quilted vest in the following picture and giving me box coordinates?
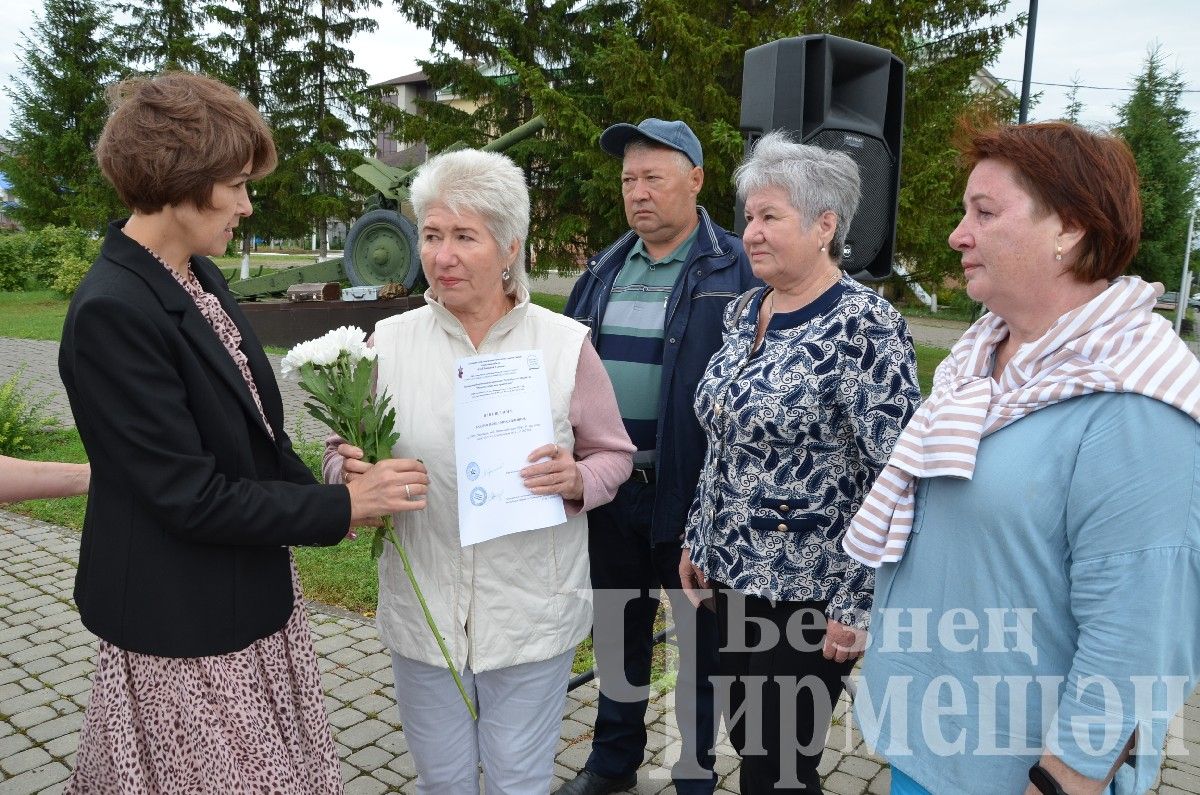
[373,290,592,672]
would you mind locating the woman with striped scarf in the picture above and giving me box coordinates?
[845,121,1200,795]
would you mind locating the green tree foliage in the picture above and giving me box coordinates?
[880,8,1021,286]
[205,0,295,254]
[115,0,212,72]
[1115,48,1199,285]
[1,0,124,231]
[269,0,380,256]
[383,0,1020,277]
[1063,74,1084,123]
[380,0,625,270]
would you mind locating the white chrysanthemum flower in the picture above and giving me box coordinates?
[308,336,341,366]
[279,339,316,377]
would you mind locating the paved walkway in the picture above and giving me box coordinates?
[4,327,1200,794]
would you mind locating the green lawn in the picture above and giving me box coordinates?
[0,291,69,340]
[915,343,947,395]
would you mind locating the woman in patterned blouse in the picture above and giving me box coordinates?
[678,130,920,793]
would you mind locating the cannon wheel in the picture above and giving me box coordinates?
[344,209,421,289]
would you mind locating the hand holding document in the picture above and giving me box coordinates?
[454,350,567,546]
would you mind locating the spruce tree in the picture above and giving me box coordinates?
[1063,74,1084,123]
[206,0,294,252]
[1,0,124,230]
[269,0,379,256]
[115,0,212,72]
[1116,48,1199,286]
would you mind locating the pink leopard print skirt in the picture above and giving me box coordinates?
[64,564,342,794]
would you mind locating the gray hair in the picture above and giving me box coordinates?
[410,148,530,297]
[734,130,861,257]
[623,138,695,175]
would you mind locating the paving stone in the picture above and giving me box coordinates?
[21,655,63,676]
[1164,768,1200,791]
[0,733,33,757]
[373,766,408,787]
[9,641,66,666]
[44,732,79,759]
[339,718,391,749]
[314,633,357,654]
[345,744,393,771]
[30,609,80,631]
[348,652,392,675]
[0,681,28,700]
[823,770,869,795]
[1,686,57,715]
[2,760,71,795]
[41,660,93,687]
[0,636,33,655]
[327,706,366,729]
[351,693,394,718]
[50,677,93,701]
[817,749,842,777]
[344,775,389,795]
[1,745,53,775]
[27,712,83,743]
[328,647,366,666]
[0,666,27,686]
[0,624,34,643]
[559,718,591,741]
[388,752,418,777]
[838,755,882,780]
[58,645,97,664]
[329,677,380,701]
[375,730,408,755]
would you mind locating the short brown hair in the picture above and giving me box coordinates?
[96,71,277,213]
[956,119,1142,282]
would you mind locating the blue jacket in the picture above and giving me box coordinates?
[565,206,758,544]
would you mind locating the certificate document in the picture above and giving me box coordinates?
[454,349,566,546]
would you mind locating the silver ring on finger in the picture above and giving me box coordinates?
[404,484,413,501]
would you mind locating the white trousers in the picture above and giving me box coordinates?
[390,649,574,795]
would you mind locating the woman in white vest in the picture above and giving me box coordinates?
[325,148,634,793]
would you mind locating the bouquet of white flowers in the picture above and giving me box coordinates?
[282,326,475,719]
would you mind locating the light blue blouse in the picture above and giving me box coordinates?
[858,392,1200,795]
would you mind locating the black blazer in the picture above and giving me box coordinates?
[59,221,351,658]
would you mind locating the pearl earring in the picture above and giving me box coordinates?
[1055,243,1062,262]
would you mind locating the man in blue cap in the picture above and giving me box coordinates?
[559,119,757,794]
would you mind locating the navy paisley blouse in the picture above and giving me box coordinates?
[684,277,919,629]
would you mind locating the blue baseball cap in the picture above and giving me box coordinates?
[599,118,703,167]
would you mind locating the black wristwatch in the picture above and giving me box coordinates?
[1028,763,1067,795]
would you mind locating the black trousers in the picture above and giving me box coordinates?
[585,479,720,794]
[715,586,855,794]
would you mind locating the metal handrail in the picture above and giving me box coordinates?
[568,625,675,692]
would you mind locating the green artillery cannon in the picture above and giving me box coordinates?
[227,115,547,299]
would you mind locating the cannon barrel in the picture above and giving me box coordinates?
[351,114,547,206]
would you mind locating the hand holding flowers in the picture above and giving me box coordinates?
[282,326,476,719]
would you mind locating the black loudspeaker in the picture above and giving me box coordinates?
[737,34,905,280]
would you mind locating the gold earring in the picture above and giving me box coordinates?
[1055,243,1063,262]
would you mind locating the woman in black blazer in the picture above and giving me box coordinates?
[58,72,428,793]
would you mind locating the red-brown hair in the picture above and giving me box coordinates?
[96,71,277,213]
[956,119,1142,282]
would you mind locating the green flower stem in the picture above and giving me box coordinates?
[381,518,477,721]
